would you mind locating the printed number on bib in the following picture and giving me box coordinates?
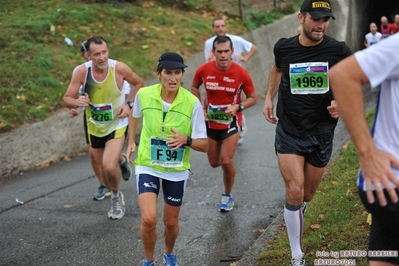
[150,137,185,168]
[289,62,329,94]
[89,103,113,124]
[207,104,233,125]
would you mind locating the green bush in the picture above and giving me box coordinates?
[243,9,284,30]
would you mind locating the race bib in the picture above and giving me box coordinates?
[289,62,329,94]
[207,104,233,124]
[89,103,113,124]
[150,137,185,168]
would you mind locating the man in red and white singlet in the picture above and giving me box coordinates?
[191,35,257,212]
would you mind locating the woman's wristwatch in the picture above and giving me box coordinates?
[127,101,134,109]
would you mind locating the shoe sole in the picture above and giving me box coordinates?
[93,192,111,201]
[108,210,125,220]
[163,256,179,266]
[93,196,105,201]
[219,203,234,212]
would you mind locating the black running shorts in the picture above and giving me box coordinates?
[206,121,240,142]
[359,189,399,264]
[89,126,127,149]
[275,122,334,167]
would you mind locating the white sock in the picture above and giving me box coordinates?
[284,205,304,259]
[111,190,119,199]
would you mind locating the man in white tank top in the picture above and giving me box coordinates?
[63,36,143,220]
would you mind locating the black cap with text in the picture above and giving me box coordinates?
[300,0,335,20]
[158,52,188,70]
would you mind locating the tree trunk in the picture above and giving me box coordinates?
[238,0,243,20]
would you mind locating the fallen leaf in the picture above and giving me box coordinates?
[39,161,55,168]
[310,223,321,229]
[251,228,265,233]
[319,214,325,219]
[63,204,73,208]
[366,213,372,225]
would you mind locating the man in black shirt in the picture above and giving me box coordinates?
[263,0,351,265]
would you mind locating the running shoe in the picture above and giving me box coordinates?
[237,135,244,145]
[120,153,132,181]
[219,193,234,212]
[139,259,154,266]
[290,254,306,266]
[93,184,111,201]
[107,191,125,220]
[163,253,179,266]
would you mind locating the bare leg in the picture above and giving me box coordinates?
[277,153,326,260]
[101,136,125,192]
[88,144,104,184]
[207,137,222,168]
[206,133,240,194]
[278,153,305,206]
[303,162,325,202]
[163,203,181,254]
[139,192,158,261]
[220,133,240,194]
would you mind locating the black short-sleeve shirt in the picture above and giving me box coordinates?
[274,35,351,137]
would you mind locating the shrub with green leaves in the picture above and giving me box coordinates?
[243,9,284,30]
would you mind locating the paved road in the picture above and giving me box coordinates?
[0,101,350,266]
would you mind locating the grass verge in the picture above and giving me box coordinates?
[0,0,247,133]
[0,0,302,134]
[256,109,377,266]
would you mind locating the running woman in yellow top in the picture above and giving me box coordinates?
[63,36,143,220]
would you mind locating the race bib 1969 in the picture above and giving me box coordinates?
[289,62,329,94]
[150,137,185,168]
